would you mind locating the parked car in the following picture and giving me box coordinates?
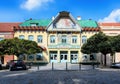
[0,60,2,70]
[6,60,27,71]
[110,62,120,68]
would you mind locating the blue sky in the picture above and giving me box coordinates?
[0,0,120,22]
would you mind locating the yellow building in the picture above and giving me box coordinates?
[14,11,100,64]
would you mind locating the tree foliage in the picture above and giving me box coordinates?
[111,35,120,52]
[81,32,110,54]
[0,38,41,57]
[81,32,116,66]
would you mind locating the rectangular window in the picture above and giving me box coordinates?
[62,35,67,43]
[37,35,43,43]
[50,51,58,62]
[70,51,78,60]
[90,54,95,60]
[30,23,38,26]
[50,35,55,43]
[82,36,87,43]
[72,36,77,43]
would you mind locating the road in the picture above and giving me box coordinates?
[0,68,120,84]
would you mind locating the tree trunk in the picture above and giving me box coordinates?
[101,54,103,65]
[114,54,116,63]
[104,54,107,66]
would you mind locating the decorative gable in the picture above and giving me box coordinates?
[47,11,81,32]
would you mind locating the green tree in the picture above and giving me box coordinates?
[110,35,120,63]
[81,32,113,66]
[0,38,41,58]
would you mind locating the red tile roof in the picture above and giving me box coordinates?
[99,23,120,26]
[0,23,21,32]
[82,27,100,31]
[14,26,46,31]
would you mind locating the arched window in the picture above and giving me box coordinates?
[37,35,43,43]
[0,37,3,41]
[50,35,55,43]
[82,36,87,43]
[19,35,25,39]
[28,35,34,41]
[27,54,34,61]
[36,52,43,60]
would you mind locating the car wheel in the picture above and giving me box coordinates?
[0,65,2,70]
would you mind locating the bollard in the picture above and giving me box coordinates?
[79,62,81,71]
[52,62,54,71]
[92,63,95,69]
[66,62,68,71]
[37,65,39,70]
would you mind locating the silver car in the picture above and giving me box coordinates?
[110,62,120,68]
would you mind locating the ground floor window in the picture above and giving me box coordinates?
[19,54,26,60]
[82,54,88,62]
[27,54,34,61]
[50,51,57,62]
[71,51,78,63]
[90,54,95,60]
[36,52,43,61]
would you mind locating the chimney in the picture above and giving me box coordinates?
[52,16,55,20]
[30,18,32,20]
[77,16,81,20]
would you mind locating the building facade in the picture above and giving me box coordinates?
[13,11,100,64]
[0,23,20,64]
[99,23,120,64]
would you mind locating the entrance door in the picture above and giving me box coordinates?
[50,51,58,63]
[60,51,68,62]
[71,51,78,63]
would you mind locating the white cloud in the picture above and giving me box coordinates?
[20,0,53,11]
[98,9,120,22]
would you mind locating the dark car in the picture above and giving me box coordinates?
[6,60,27,71]
[110,62,120,68]
[0,60,2,70]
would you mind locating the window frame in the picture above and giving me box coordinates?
[50,35,56,43]
[72,36,77,43]
[36,52,43,61]
[82,36,87,44]
[28,35,34,41]
[19,35,25,39]
[61,35,67,43]
[37,35,43,43]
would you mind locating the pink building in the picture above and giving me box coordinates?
[0,23,20,64]
[99,23,120,64]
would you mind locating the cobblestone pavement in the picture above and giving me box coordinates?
[0,68,120,84]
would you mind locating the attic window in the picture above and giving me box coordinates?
[30,23,38,26]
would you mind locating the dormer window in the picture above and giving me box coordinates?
[30,23,38,26]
